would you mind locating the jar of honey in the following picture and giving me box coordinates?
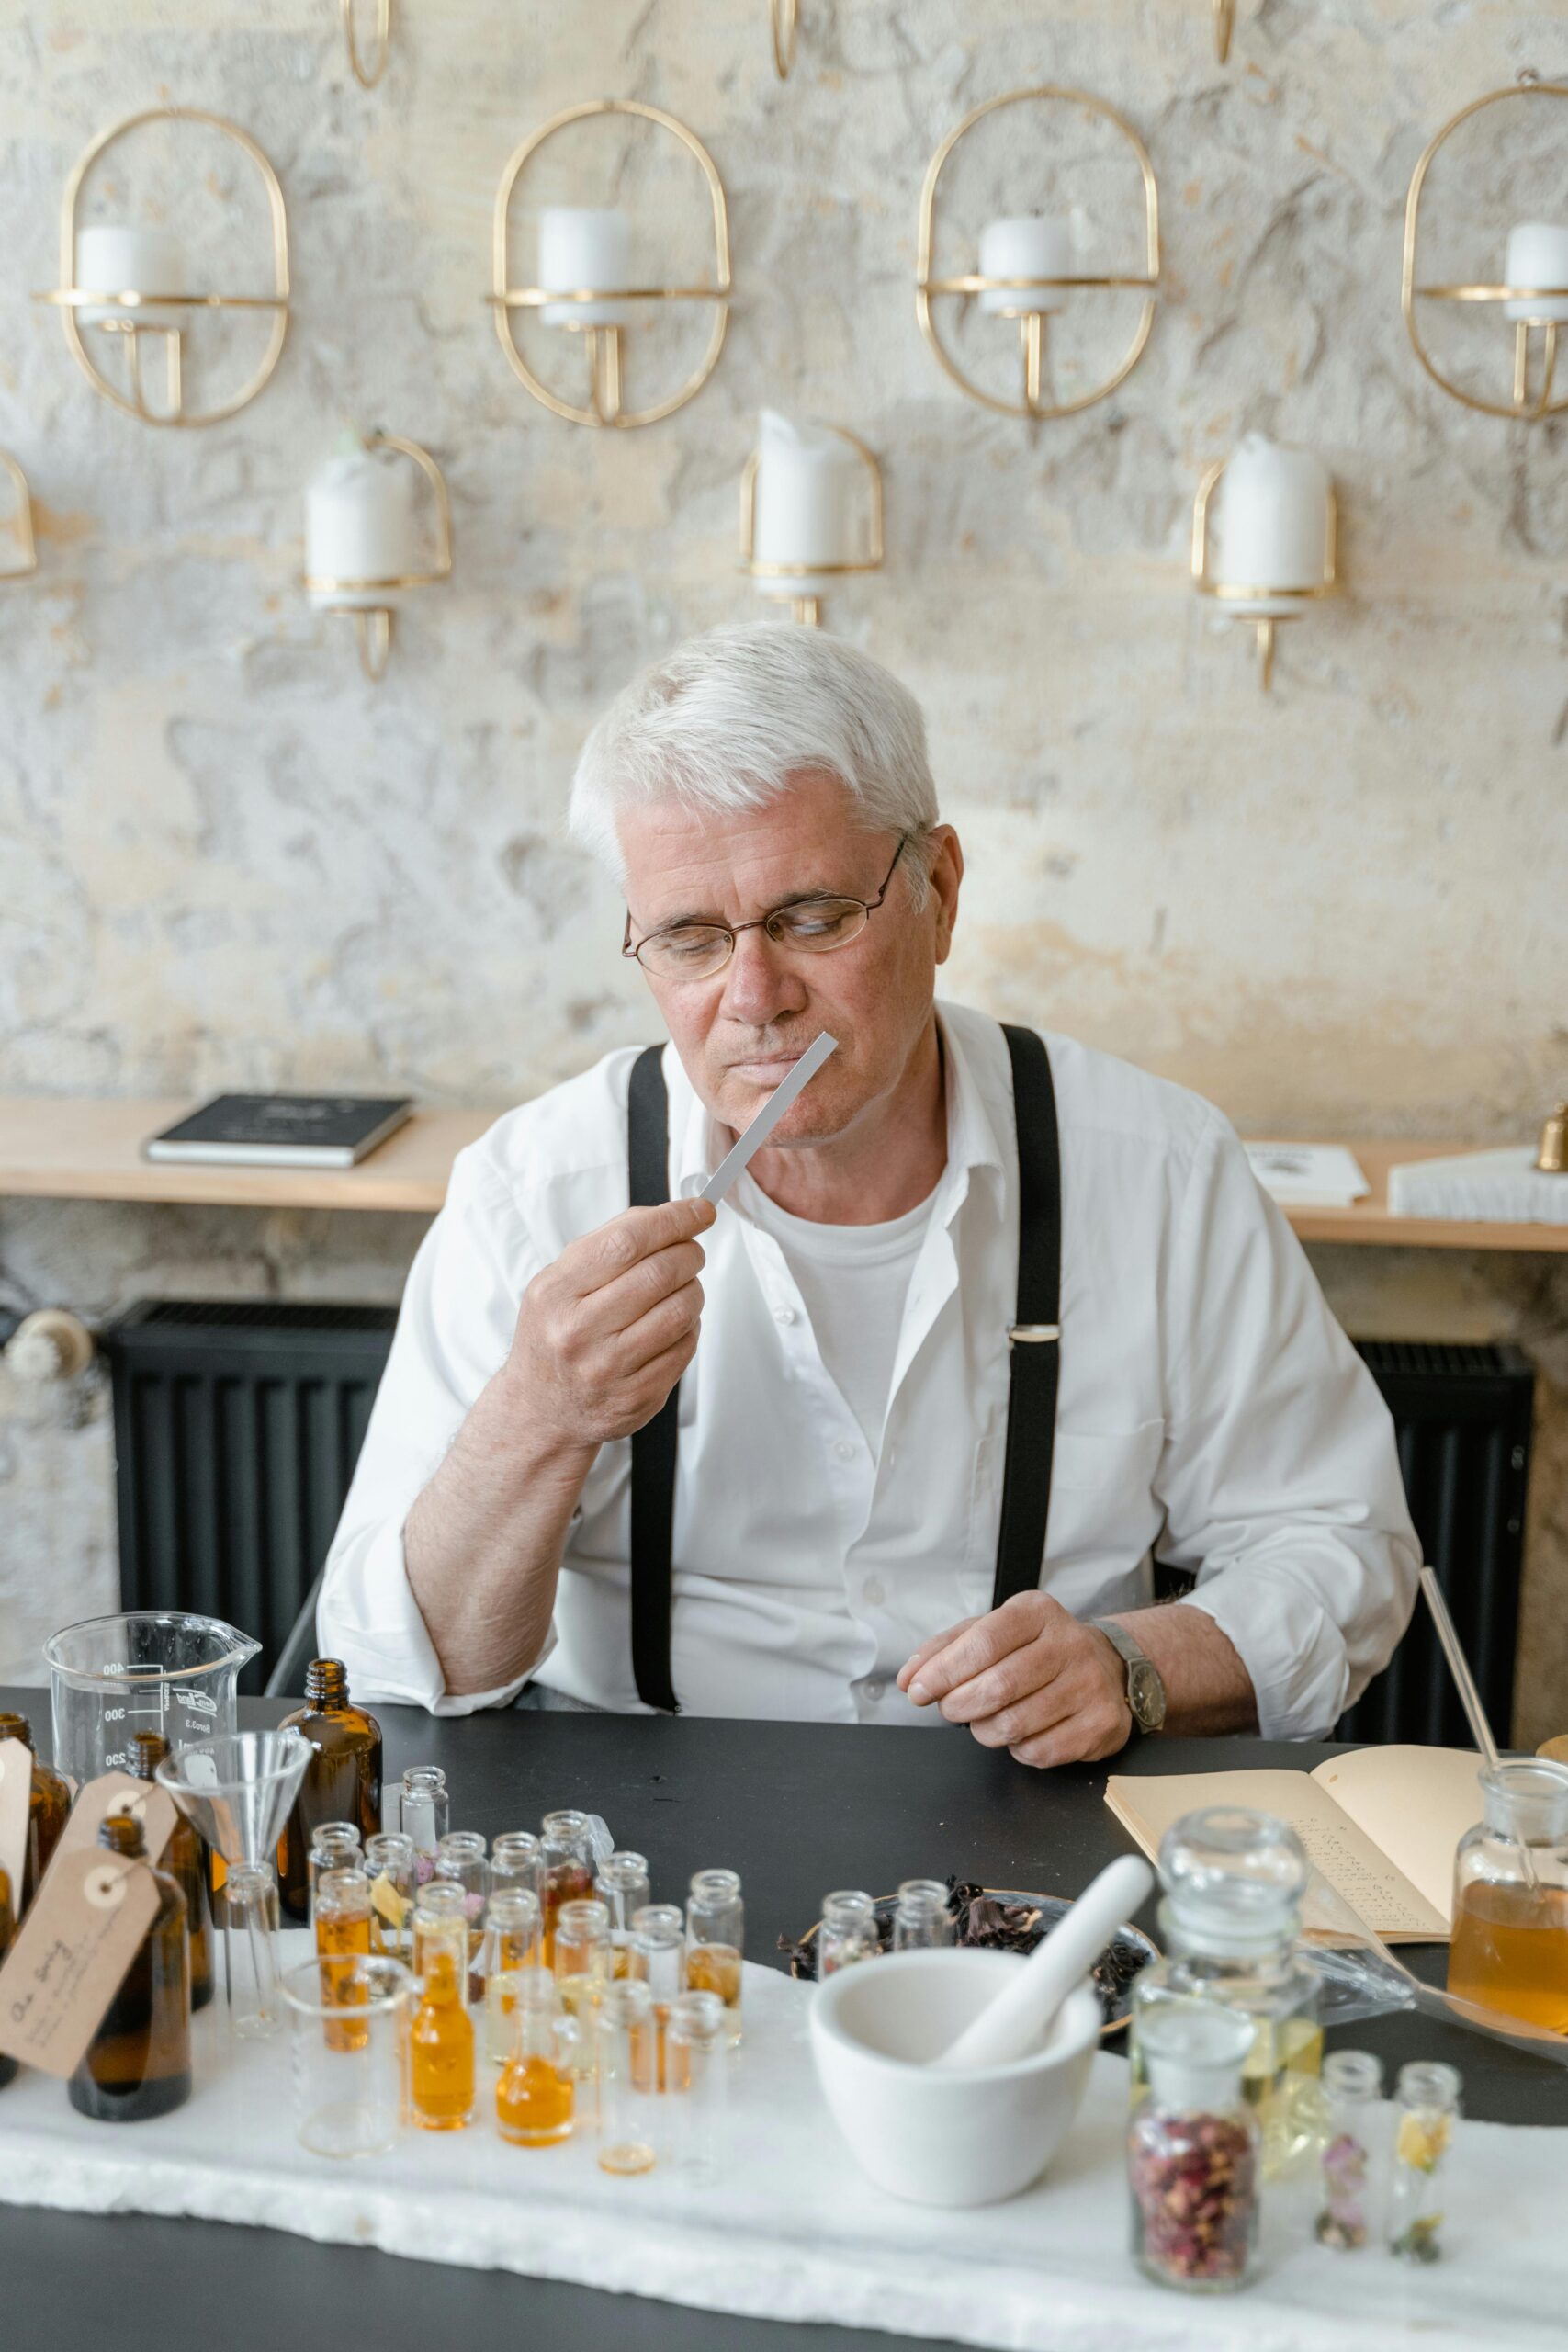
[1447,1759,1568,2034]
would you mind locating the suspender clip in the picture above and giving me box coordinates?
[1009,1323,1060,1345]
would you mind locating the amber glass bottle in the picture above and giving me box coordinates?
[0,1866,17,2089]
[68,1815,192,2123]
[130,1730,212,2013]
[0,1711,71,1912]
[276,1660,382,1922]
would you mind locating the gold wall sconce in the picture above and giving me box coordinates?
[0,452,39,582]
[773,0,798,79]
[489,100,730,429]
[1213,1,1235,64]
[342,0,392,89]
[303,430,452,682]
[739,413,883,628]
[1191,436,1337,691]
[916,87,1160,421]
[1403,78,1568,421]
[37,108,289,429]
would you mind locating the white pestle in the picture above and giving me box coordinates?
[930,1853,1155,2071]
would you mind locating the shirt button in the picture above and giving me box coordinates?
[773,1305,796,1327]
[833,1438,857,1463]
[863,1577,886,1607]
[865,1679,886,1702]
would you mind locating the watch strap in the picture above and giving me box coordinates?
[1089,1617,1166,1733]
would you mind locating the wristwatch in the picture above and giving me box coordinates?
[1090,1619,1168,1736]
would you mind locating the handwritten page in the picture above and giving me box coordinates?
[1311,1746,1483,1928]
[1104,1768,1450,1940]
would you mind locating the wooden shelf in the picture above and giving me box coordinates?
[2,1097,1565,1250]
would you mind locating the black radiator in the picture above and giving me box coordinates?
[106,1301,398,1692]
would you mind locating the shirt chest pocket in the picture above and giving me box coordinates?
[1046,1421,1168,1571]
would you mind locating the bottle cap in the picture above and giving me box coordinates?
[1159,1805,1309,1951]
[1139,1996,1254,2112]
[1480,1759,1568,1844]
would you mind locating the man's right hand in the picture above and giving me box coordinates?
[502,1196,716,1452]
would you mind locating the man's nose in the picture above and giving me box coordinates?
[719,924,808,1026]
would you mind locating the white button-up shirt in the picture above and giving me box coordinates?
[318,1003,1419,1736]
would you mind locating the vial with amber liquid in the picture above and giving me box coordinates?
[130,1729,212,2013]
[686,1869,744,2047]
[68,1815,192,2123]
[1448,1760,1568,2034]
[276,1660,382,1922]
[409,1899,475,2132]
[540,1810,597,1967]
[495,1964,579,2145]
[0,1709,71,1912]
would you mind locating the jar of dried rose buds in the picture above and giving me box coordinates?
[1127,1998,1260,2293]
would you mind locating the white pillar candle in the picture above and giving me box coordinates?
[536,207,640,331]
[74,224,186,333]
[1210,434,1332,610]
[1505,222,1568,323]
[977,215,1074,316]
[750,411,868,601]
[305,440,423,607]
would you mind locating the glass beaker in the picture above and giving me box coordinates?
[46,1611,260,1791]
[155,1728,310,2041]
[281,1954,412,2159]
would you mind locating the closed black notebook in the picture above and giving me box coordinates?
[144,1093,413,1170]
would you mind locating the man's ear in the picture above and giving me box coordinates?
[928,826,963,966]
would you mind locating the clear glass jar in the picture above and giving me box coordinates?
[411,1881,470,1985]
[540,1810,597,1965]
[892,1879,953,1953]
[495,1965,579,2145]
[482,1885,545,2064]
[627,1903,685,2091]
[819,1890,881,1977]
[686,1869,744,2047]
[1448,1759,1568,2034]
[305,1823,363,1925]
[1130,1806,1322,2177]
[397,1767,450,1872]
[491,1830,544,1905]
[1388,2061,1461,2264]
[1127,1997,1260,2293]
[598,1978,659,2176]
[1315,2050,1383,2249]
[363,1830,417,1961]
[596,1851,651,1973]
[668,1988,728,2184]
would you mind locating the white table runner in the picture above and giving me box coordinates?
[1,1951,1563,2350]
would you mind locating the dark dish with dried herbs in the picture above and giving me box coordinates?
[781,1880,1157,2034]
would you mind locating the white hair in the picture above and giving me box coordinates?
[568,623,941,900]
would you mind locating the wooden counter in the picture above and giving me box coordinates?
[2,1096,1565,1250]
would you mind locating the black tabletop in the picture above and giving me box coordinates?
[2,1690,1562,2352]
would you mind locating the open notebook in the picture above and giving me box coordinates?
[1106,1747,1486,1941]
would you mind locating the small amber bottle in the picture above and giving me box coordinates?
[130,1730,212,2013]
[0,1864,17,2089]
[68,1815,192,2123]
[276,1659,382,1923]
[0,1710,72,1913]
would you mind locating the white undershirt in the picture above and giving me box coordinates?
[735,1171,938,1453]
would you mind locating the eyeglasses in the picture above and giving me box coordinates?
[622,836,908,982]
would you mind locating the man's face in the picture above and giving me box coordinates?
[618,767,961,1148]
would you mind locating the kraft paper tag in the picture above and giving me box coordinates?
[0,1740,32,1909]
[0,1847,160,2077]
[51,1770,178,1875]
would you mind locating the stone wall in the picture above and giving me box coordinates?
[2,3,1563,1740]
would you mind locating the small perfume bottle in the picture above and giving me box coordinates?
[276,1660,382,1922]
[130,1728,213,2013]
[1388,2061,1461,2264]
[434,1829,490,2000]
[892,1879,953,1953]
[495,1965,579,2145]
[482,1885,545,2064]
[1128,1997,1259,2293]
[397,1766,449,1874]
[819,1891,881,1977]
[626,1903,685,2091]
[540,1810,597,1967]
[686,1869,744,2047]
[667,1988,728,2185]
[598,1978,659,2177]
[410,1907,475,2132]
[1315,2050,1384,2250]
[68,1815,193,2123]
[363,1830,417,1960]
[596,1851,651,1975]
[0,1709,71,1911]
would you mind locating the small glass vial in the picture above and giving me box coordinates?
[819,1891,881,1978]
[1128,1997,1259,2293]
[306,1823,363,1926]
[1315,2050,1384,2250]
[411,1881,470,1985]
[363,1830,417,1961]
[540,1809,597,1966]
[892,1879,953,1953]
[491,1830,544,1904]
[496,1965,579,2145]
[0,1709,71,1912]
[410,1905,475,2132]
[596,1850,651,1974]
[276,1659,382,1923]
[68,1815,193,2123]
[224,1862,284,2040]
[314,1867,374,2054]
[397,1766,449,1875]
[434,1829,489,2000]
[482,1885,545,2064]
[555,1895,612,2072]
[667,1988,728,2184]
[1388,2061,1461,2264]
[686,1869,744,2047]
[1130,1806,1322,2177]
[130,1727,213,2013]
[1448,1759,1568,2034]
[598,1977,659,2176]
[627,1903,685,2091]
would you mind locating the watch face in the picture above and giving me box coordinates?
[1129,1658,1167,1732]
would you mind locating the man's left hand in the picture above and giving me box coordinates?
[896,1592,1133,1766]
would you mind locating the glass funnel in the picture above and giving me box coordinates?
[156,1730,310,2040]
[45,1611,260,1791]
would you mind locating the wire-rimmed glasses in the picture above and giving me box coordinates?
[623,834,908,981]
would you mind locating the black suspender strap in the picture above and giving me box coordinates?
[991,1025,1063,1609]
[626,1045,682,1713]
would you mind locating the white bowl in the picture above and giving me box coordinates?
[809,1947,1102,2208]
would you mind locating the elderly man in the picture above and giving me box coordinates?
[319,624,1418,1762]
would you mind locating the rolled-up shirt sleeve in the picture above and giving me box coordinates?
[1155,1111,1420,1739]
[315,1145,547,1715]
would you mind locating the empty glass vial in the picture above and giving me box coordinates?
[540,1810,597,1965]
[1388,2061,1461,2264]
[482,1885,545,2064]
[305,1823,363,1926]
[627,1903,685,2091]
[276,1660,382,1922]
[410,1905,475,2132]
[819,1891,882,1978]
[555,1896,612,2071]
[411,1881,471,1985]
[598,1978,659,2176]
[397,1766,449,1875]
[668,1988,728,2184]
[686,1869,744,2047]
[491,1830,545,1904]
[1448,1759,1568,2034]
[1130,1807,1322,2177]
[597,1851,651,1974]
[893,1880,953,1953]
[496,1964,580,2146]
[224,1861,284,2040]
[69,1815,192,2122]
[364,1830,417,1961]
[0,1710,71,1912]
[1315,2050,1384,2250]
[1128,1997,1259,2293]
[434,1829,490,2001]
[130,1728,212,2013]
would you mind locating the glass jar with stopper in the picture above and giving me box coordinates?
[1447,1759,1568,2034]
[1128,1997,1260,2292]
